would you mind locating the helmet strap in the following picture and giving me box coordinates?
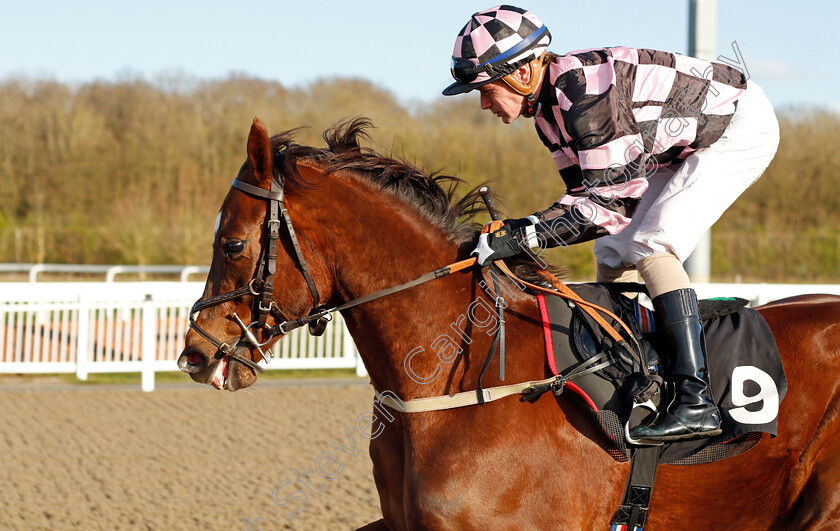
[522,93,539,118]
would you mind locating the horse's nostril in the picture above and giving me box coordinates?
[178,349,208,373]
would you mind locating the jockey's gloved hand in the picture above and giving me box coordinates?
[471,217,537,266]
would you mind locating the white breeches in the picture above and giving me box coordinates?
[594,80,780,269]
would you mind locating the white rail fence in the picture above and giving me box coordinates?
[0,282,363,391]
[0,263,210,282]
[2,277,840,392]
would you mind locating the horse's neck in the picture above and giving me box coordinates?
[298,172,541,399]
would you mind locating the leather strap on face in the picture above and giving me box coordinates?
[258,179,282,327]
[188,311,266,374]
[231,179,283,201]
[279,196,321,311]
[188,175,324,373]
[231,177,322,328]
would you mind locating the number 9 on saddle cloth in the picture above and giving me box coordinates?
[538,283,787,465]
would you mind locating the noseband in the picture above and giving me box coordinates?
[188,173,330,374]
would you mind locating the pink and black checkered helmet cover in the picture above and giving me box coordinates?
[443,5,551,96]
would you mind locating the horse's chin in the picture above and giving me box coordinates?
[227,359,259,390]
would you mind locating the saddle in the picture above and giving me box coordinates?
[536,282,787,465]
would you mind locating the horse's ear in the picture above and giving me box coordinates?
[247,117,273,186]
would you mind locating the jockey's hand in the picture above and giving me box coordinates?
[472,218,529,266]
[480,220,506,234]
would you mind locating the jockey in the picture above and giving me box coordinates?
[443,5,779,442]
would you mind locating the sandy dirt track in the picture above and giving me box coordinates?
[0,380,383,530]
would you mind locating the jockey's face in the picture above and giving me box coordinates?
[478,80,526,124]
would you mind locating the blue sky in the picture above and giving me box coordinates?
[1,0,836,111]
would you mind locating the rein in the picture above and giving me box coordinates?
[263,257,477,336]
[188,173,476,374]
[190,175,644,401]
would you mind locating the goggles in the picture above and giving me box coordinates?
[450,58,509,84]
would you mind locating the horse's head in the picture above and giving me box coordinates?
[177,118,331,391]
[177,116,533,392]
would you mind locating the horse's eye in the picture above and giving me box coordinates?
[223,240,245,255]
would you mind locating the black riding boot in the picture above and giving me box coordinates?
[629,288,722,442]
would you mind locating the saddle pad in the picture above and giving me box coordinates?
[538,285,788,465]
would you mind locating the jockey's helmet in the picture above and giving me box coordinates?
[443,5,551,97]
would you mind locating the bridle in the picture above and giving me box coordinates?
[188,170,331,375]
[188,166,475,376]
[185,129,507,377]
[188,166,642,385]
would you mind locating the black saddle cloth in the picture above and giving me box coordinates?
[539,282,787,465]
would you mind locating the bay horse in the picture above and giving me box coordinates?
[178,117,840,530]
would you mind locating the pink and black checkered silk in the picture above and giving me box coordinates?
[443,5,551,95]
[519,48,749,244]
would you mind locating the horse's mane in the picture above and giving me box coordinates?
[267,117,565,281]
[269,117,484,243]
